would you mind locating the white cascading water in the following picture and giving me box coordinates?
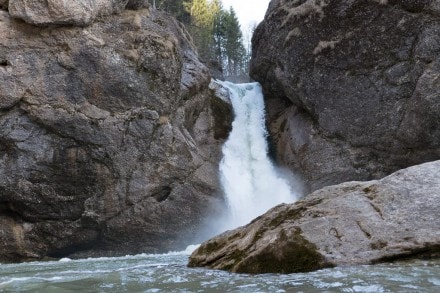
[219,81,298,230]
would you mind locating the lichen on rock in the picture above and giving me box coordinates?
[189,160,440,274]
[279,0,328,26]
[251,0,440,191]
[0,6,232,262]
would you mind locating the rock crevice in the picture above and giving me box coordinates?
[0,4,232,262]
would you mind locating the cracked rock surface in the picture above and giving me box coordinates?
[251,0,440,191]
[189,160,440,274]
[0,6,231,262]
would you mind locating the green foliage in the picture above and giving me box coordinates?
[219,7,247,77]
[183,0,220,61]
[156,0,250,79]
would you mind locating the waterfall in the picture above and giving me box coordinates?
[218,81,298,230]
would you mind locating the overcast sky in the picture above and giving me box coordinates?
[221,0,270,33]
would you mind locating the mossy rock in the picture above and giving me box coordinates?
[233,228,333,274]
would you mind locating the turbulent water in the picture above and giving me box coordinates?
[2,82,439,292]
[1,251,439,292]
[218,82,298,230]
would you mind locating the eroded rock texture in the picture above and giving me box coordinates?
[189,160,440,274]
[126,0,149,10]
[8,0,135,26]
[0,6,231,262]
[0,0,7,11]
[251,0,440,191]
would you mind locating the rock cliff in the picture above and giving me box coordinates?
[0,2,231,262]
[251,0,440,191]
[189,160,440,274]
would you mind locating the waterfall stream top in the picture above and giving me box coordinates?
[218,81,298,230]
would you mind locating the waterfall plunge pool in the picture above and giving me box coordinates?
[2,82,438,292]
[1,252,439,292]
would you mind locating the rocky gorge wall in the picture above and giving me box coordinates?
[0,1,232,262]
[251,0,440,191]
[189,0,440,274]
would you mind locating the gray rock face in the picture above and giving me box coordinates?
[189,160,440,274]
[8,0,134,26]
[0,0,7,10]
[0,8,231,262]
[251,0,440,191]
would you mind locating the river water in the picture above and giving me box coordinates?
[1,249,439,292]
[2,82,438,292]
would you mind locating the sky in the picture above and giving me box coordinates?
[221,0,270,35]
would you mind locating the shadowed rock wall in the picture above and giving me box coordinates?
[0,3,231,262]
[251,0,440,191]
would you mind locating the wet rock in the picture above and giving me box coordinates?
[189,160,440,274]
[251,0,440,191]
[0,8,231,262]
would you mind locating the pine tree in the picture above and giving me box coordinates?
[217,7,246,77]
[155,1,250,79]
[183,0,220,61]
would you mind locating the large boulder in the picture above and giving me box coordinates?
[0,7,231,262]
[251,0,440,191]
[8,0,139,26]
[189,160,440,274]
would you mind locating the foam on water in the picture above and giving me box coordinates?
[1,81,438,292]
[6,244,435,292]
[58,257,72,262]
[218,81,299,230]
[164,244,200,256]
